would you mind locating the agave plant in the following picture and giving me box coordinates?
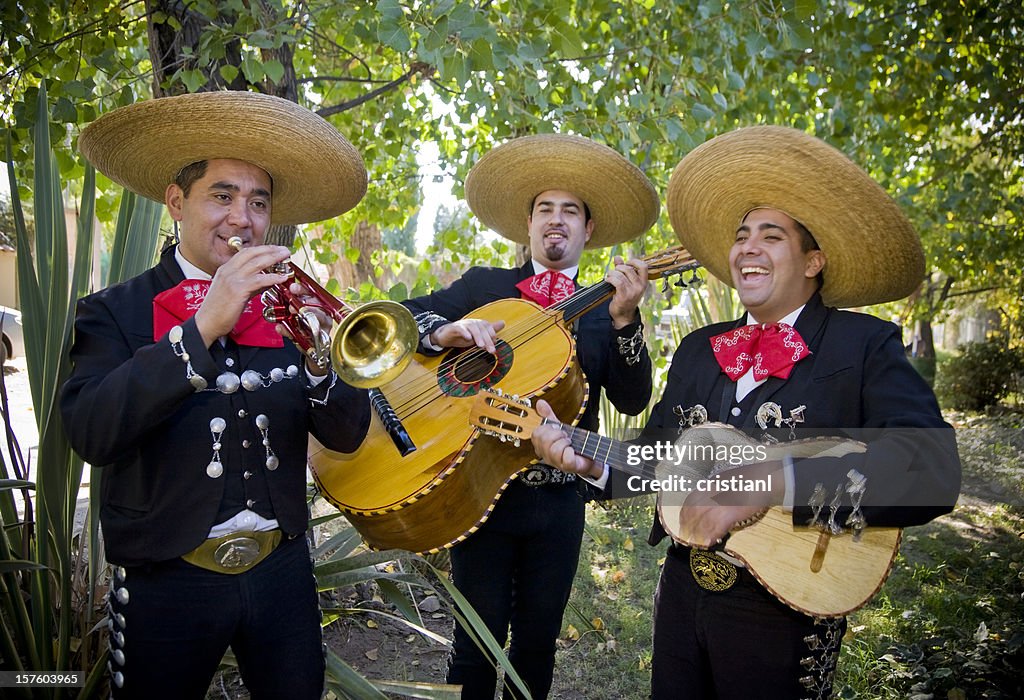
[0,82,163,698]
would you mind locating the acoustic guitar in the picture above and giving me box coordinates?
[469,390,902,618]
[308,247,699,554]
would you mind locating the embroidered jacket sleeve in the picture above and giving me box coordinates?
[785,319,961,529]
[401,268,488,355]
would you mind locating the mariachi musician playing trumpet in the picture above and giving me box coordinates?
[402,134,659,700]
[62,91,376,699]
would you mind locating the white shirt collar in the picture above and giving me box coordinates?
[530,260,579,280]
[734,304,807,402]
[744,305,805,328]
[174,246,212,281]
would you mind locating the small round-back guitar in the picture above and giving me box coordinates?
[469,390,902,618]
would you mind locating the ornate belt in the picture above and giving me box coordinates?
[181,529,282,574]
[689,548,738,592]
[518,463,578,487]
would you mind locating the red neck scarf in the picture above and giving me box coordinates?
[153,279,283,347]
[515,270,575,308]
[709,322,809,382]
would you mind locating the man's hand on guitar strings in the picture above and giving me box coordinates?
[531,399,603,480]
[430,318,506,354]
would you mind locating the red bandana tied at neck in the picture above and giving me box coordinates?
[515,270,575,309]
[709,322,809,382]
[153,279,284,347]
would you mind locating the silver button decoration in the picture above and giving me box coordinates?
[246,499,255,508]
[113,671,124,688]
[242,440,251,448]
[255,414,279,471]
[168,326,183,343]
[112,649,125,666]
[241,370,263,391]
[208,418,226,479]
[238,409,247,418]
[200,365,301,394]
[244,471,253,479]
[115,631,125,647]
[116,613,126,628]
[116,587,129,604]
[116,566,126,583]
[216,372,241,394]
[189,374,209,390]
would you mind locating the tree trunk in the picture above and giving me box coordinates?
[144,0,248,97]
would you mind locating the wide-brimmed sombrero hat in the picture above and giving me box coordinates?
[464,134,659,248]
[78,91,366,226]
[666,126,924,308]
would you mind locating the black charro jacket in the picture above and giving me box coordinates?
[61,247,370,565]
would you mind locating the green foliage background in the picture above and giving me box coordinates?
[1,0,1022,336]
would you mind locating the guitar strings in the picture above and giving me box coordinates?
[379,278,624,419]
[379,251,695,421]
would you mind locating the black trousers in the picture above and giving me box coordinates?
[107,534,324,699]
[446,480,586,700]
[651,544,846,700]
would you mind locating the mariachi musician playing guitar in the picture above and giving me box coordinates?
[531,126,961,700]
[402,134,660,700]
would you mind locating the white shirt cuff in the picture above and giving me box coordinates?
[782,454,795,512]
[582,463,611,491]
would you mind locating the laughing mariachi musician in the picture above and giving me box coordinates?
[401,134,659,700]
[61,91,371,699]
[530,126,962,700]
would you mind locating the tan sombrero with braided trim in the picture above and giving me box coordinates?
[465,134,659,248]
[666,126,924,308]
[79,91,366,226]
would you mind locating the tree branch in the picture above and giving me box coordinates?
[316,63,432,117]
[297,75,399,85]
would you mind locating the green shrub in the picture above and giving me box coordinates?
[935,339,1024,411]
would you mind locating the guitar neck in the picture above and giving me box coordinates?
[556,281,617,325]
[544,418,660,481]
[551,246,700,325]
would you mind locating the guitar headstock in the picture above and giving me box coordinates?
[469,390,543,446]
[643,246,701,282]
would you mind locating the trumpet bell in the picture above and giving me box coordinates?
[330,300,419,388]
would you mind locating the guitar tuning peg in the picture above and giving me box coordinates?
[512,439,521,448]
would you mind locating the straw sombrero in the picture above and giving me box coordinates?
[464,134,659,248]
[78,91,366,226]
[666,126,924,308]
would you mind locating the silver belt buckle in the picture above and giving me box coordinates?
[214,536,262,569]
[521,466,552,486]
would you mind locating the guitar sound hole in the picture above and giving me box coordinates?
[436,339,514,397]
[453,351,497,383]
